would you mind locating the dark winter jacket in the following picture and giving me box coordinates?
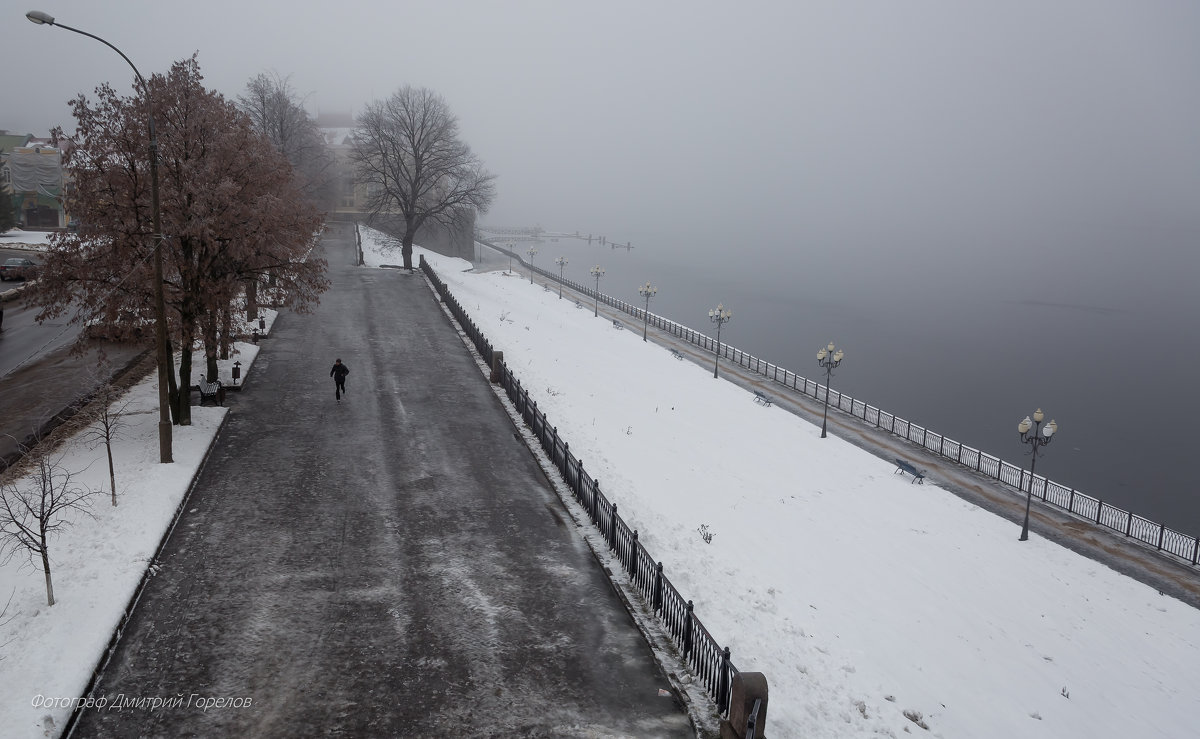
[330,362,349,381]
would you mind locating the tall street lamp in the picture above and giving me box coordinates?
[638,282,657,341]
[1017,409,1058,541]
[708,303,731,378]
[555,256,567,299]
[589,265,605,316]
[526,245,538,284]
[28,9,174,463]
[816,342,844,438]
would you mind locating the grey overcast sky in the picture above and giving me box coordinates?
[7,0,1200,282]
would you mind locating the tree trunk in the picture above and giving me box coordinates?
[203,311,220,380]
[167,337,182,425]
[220,308,232,361]
[246,278,258,321]
[107,441,117,506]
[41,546,55,606]
[176,324,195,426]
[402,224,418,271]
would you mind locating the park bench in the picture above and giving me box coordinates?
[753,390,774,407]
[894,458,925,484]
[670,348,684,360]
[196,375,226,407]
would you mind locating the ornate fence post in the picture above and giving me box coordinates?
[683,600,695,659]
[653,562,664,613]
[630,529,640,581]
[718,647,732,714]
[608,503,619,551]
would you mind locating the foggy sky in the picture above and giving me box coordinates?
[7,0,1200,284]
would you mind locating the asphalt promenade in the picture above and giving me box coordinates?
[69,223,695,737]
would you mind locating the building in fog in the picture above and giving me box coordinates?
[0,131,66,229]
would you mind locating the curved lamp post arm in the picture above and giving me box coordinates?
[28,12,147,89]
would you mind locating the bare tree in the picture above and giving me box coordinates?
[352,86,496,270]
[238,71,335,209]
[0,450,99,606]
[75,372,132,506]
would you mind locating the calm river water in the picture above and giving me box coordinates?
[479,224,1200,536]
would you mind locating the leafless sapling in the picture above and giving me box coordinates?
[75,373,131,506]
[0,451,100,606]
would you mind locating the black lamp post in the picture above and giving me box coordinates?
[638,282,657,341]
[816,342,844,438]
[708,303,732,378]
[28,9,174,463]
[555,256,567,299]
[1017,409,1058,541]
[526,245,538,284]
[589,265,605,317]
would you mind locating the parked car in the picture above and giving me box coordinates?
[0,257,38,281]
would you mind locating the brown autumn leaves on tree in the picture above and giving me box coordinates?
[36,56,329,426]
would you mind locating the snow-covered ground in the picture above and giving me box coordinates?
[2,221,1197,738]
[360,226,1200,738]
[0,334,270,739]
[0,228,55,250]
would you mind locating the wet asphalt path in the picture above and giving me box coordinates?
[71,223,693,737]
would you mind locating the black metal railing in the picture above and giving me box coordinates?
[421,255,740,716]
[478,240,1200,569]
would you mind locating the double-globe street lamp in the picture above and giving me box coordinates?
[27,10,174,463]
[816,342,844,438]
[589,265,604,317]
[637,282,657,341]
[526,245,538,284]
[708,303,732,378]
[555,256,567,299]
[1017,409,1058,541]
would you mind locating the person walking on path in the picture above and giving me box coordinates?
[330,358,349,401]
